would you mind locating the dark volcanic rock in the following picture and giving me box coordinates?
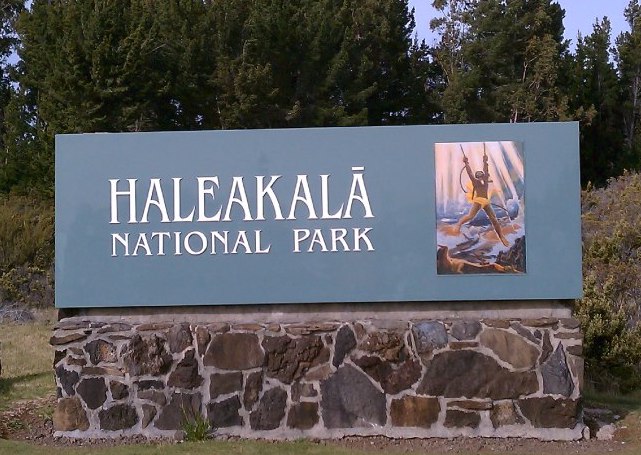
[510,322,539,344]
[250,387,287,430]
[155,392,202,430]
[320,365,386,428]
[540,331,553,364]
[195,326,211,356]
[110,381,129,400]
[99,404,139,431]
[542,344,574,397]
[53,397,89,431]
[333,325,357,368]
[390,396,440,428]
[122,334,173,376]
[417,350,538,399]
[84,339,117,365]
[208,395,243,428]
[491,400,525,428]
[444,409,481,428]
[136,380,164,390]
[56,364,80,396]
[287,402,319,430]
[412,321,448,355]
[291,382,317,401]
[244,371,263,410]
[77,377,107,409]
[204,333,263,370]
[361,331,405,361]
[353,356,421,394]
[142,404,156,428]
[450,320,482,341]
[479,329,539,369]
[138,390,166,405]
[263,335,325,384]
[53,349,65,367]
[518,397,580,428]
[168,350,203,389]
[210,372,243,399]
[168,323,193,353]
[50,332,88,346]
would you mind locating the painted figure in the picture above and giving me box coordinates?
[454,148,510,247]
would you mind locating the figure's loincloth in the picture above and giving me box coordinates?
[472,196,490,208]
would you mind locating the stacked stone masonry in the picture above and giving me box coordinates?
[51,317,585,440]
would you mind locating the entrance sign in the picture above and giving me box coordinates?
[55,123,581,308]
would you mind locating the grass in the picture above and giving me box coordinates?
[0,439,368,455]
[0,310,57,411]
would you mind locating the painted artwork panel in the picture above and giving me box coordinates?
[435,141,526,275]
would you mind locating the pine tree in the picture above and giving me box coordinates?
[569,19,625,185]
[616,0,641,167]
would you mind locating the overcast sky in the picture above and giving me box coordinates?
[409,0,631,49]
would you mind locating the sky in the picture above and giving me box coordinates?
[409,0,631,49]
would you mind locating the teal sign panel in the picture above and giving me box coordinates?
[55,123,582,308]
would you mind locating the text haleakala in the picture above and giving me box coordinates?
[109,166,375,257]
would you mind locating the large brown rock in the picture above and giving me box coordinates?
[287,402,319,430]
[76,377,107,409]
[50,332,88,346]
[360,331,405,361]
[84,339,117,365]
[155,392,202,430]
[250,387,287,430]
[99,404,139,431]
[353,356,421,394]
[167,350,203,389]
[204,333,263,370]
[110,381,129,400]
[243,371,264,410]
[490,400,525,428]
[53,397,89,431]
[291,382,317,401]
[208,396,243,428]
[168,323,193,353]
[320,365,386,428]
[417,350,538,399]
[479,329,539,369]
[263,335,325,384]
[195,326,211,356]
[518,397,580,428]
[210,372,243,399]
[390,396,440,428]
[122,334,173,376]
[444,410,480,428]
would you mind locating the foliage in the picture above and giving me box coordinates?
[0,194,54,307]
[430,0,569,124]
[0,0,434,197]
[578,172,641,392]
[182,411,212,442]
[568,19,627,186]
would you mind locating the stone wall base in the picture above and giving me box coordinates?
[51,315,584,440]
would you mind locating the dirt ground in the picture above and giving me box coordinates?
[0,395,632,454]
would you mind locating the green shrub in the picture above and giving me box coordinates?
[181,410,212,442]
[0,194,54,307]
[578,172,641,393]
